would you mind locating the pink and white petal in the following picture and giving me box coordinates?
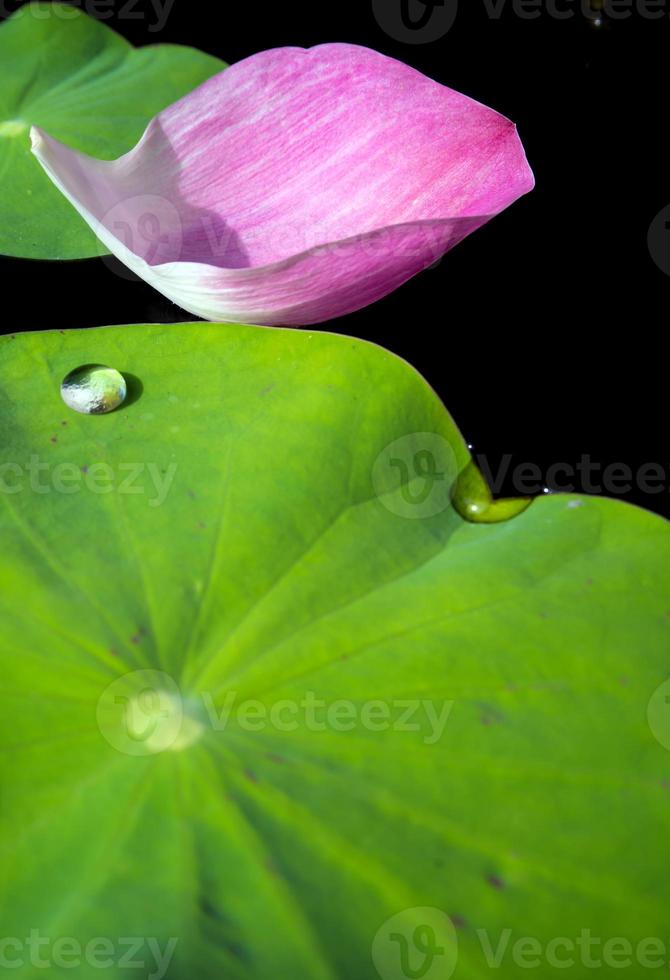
[146,217,489,325]
[31,44,534,325]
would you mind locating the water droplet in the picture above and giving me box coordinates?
[61,364,126,415]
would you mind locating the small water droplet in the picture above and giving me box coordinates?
[60,364,126,415]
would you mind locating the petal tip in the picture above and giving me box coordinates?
[29,125,45,154]
[505,122,535,197]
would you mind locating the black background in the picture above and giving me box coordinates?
[2,0,668,517]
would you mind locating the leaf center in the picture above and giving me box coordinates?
[123,690,204,754]
[0,119,28,138]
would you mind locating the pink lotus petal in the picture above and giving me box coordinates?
[31,44,534,326]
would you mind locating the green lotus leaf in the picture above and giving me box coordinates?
[0,322,668,979]
[0,3,225,259]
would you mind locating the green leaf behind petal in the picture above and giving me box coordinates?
[0,3,225,259]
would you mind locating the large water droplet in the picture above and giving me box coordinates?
[61,364,127,415]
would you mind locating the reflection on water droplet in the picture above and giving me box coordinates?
[452,461,532,524]
[584,0,606,28]
[61,364,126,415]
